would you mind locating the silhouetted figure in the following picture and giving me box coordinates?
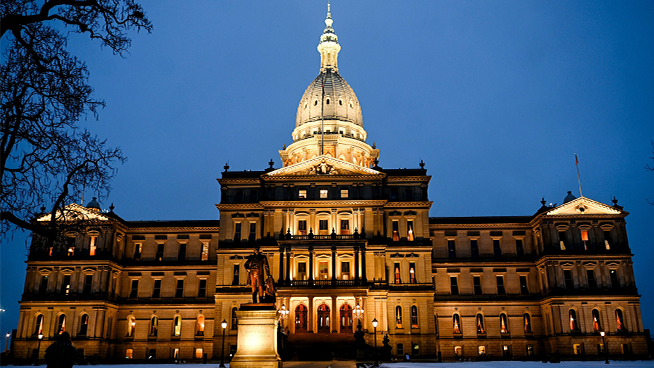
[245,248,275,303]
[45,332,76,368]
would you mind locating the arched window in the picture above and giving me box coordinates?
[395,306,403,328]
[56,314,66,334]
[569,310,579,331]
[78,314,89,337]
[453,314,461,334]
[127,316,136,337]
[295,304,308,333]
[149,316,158,337]
[476,313,485,334]
[524,313,532,333]
[34,314,44,335]
[616,309,626,331]
[196,315,205,336]
[592,309,602,331]
[231,307,238,330]
[173,316,181,336]
[411,306,418,329]
[340,304,353,333]
[500,314,509,334]
[317,304,330,333]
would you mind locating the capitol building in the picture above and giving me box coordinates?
[10,6,648,363]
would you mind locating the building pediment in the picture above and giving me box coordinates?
[546,197,622,216]
[265,155,382,177]
[35,203,111,222]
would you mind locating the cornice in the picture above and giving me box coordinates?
[262,174,386,181]
[258,200,387,207]
[216,204,265,210]
[128,227,220,233]
[217,178,262,185]
[384,201,432,208]
[429,223,531,229]
[386,176,431,182]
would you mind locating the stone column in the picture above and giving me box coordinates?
[308,297,314,333]
[309,246,314,282]
[331,209,337,234]
[361,246,367,282]
[332,296,338,333]
[354,245,360,282]
[331,245,337,284]
[285,246,291,283]
[278,245,285,283]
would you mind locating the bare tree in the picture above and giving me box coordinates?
[1,1,152,243]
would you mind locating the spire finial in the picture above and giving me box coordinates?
[328,1,331,17]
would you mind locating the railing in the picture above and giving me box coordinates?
[283,279,362,287]
[279,233,365,241]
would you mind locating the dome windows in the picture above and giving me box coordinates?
[326,99,330,105]
[339,100,343,106]
[314,100,318,106]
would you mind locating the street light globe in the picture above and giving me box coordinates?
[600,331,605,337]
[5,333,9,338]
[372,318,378,328]
[38,333,43,340]
[222,319,228,329]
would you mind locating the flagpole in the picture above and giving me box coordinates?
[575,153,583,198]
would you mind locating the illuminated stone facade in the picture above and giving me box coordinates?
[11,6,648,363]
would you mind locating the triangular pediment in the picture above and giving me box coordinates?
[36,203,111,222]
[266,156,382,177]
[546,197,622,216]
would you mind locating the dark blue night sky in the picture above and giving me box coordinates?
[2,1,653,337]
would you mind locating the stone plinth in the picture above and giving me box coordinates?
[230,304,282,368]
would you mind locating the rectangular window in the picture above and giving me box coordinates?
[126,349,133,359]
[173,348,180,359]
[564,270,574,289]
[520,275,529,294]
[175,279,184,298]
[573,344,581,355]
[235,190,243,203]
[559,231,567,250]
[473,276,482,295]
[448,240,456,258]
[397,343,404,357]
[319,219,328,231]
[178,243,186,262]
[134,243,142,260]
[394,263,401,284]
[470,239,479,258]
[392,220,399,241]
[405,188,413,201]
[587,269,597,289]
[390,188,398,200]
[341,188,348,198]
[249,190,258,203]
[298,262,307,280]
[342,261,350,280]
[89,236,97,256]
[503,345,511,357]
[610,269,619,288]
[232,264,240,285]
[516,239,524,257]
[83,275,93,295]
[340,219,350,235]
[298,189,307,199]
[319,262,329,280]
[581,230,589,250]
[195,348,203,359]
[409,263,416,284]
[201,242,209,261]
[249,222,256,241]
[66,238,75,256]
[234,223,242,241]
[39,275,49,295]
[63,275,71,295]
[478,346,486,356]
[407,220,414,241]
[603,231,612,250]
[527,345,534,356]
[129,279,139,298]
[298,220,307,235]
[156,243,164,261]
[493,239,502,257]
[152,279,161,298]
[496,276,505,294]
[198,279,207,297]
[450,276,459,295]
[320,189,328,198]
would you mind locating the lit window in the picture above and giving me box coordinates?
[407,221,414,241]
[500,314,509,334]
[173,316,182,336]
[392,221,399,241]
[298,220,307,235]
[195,348,203,359]
[196,315,205,336]
[569,310,579,331]
[320,189,328,198]
[340,220,349,235]
[394,263,401,284]
[476,313,485,333]
[603,231,612,250]
[127,316,136,337]
[478,346,486,356]
[299,189,307,199]
[592,309,602,331]
[126,349,133,359]
[573,344,581,355]
[396,306,403,328]
[319,219,329,233]
[149,316,158,336]
[173,348,180,359]
[409,263,416,284]
[34,315,44,335]
[453,315,461,334]
[201,242,209,261]
[411,306,418,328]
[56,314,66,334]
[524,313,532,333]
[559,231,567,250]
[616,309,626,331]
[340,189,348,198]
[319,262,329,279]
[231,307,238,330]
[134,243,142,260]
[581,230,589,250]
[89,236,97,256]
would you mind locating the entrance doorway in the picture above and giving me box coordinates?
[318,304,330,333]
[340,304,353,333]
[295,304,308,333]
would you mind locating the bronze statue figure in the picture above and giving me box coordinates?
[244,247,275,303]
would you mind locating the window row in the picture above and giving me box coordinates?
[568,308,628,333]
[556,228,615,251]
[449,275,530,295]
[126,347,207,360]
[128,278,208,299]
[451,344,534,358]
[561,268,621,290]
[35,273,99,296]
[394,305,420,329]
[443,237,526,259]
[131,242,210,261]
[33,313,90,337]
[450,313,533,335]
[126,315,207,338]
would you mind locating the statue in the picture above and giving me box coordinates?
[244,247,276,303]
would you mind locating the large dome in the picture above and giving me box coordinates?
[296,68,363,128]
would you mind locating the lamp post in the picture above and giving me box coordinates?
[354,303,364,328]
[278,304,289,331]
[35,333,43,366]
[600,331,609,364]
[220,319,227,368]
[372,318,378,367]
[4,332,9,353]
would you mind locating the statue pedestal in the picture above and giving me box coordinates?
[230,304,282,368]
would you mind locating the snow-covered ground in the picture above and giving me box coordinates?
[20,361,654,368]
